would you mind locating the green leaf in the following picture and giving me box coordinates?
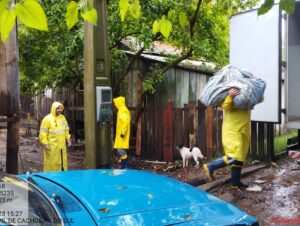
[168,9,176,21]
[152,20,159,34]
[16,0,48,31]
[78,0,87,9]
[81,7,97,25]
[257,0,274,15]
[179,12,187,28]
[119,0,129,22]
[159,15,172,39]
[65,1,79,30]
[128,0,141,19]
[0,0,8,16]
[280,0,295,15]
[0,9,16,43]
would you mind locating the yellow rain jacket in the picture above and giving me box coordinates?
[39,102,71,172]
[113,97,131,149]
[222,96,251,162]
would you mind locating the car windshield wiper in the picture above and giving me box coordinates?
[52,193,66,214]
[25,172,68,224]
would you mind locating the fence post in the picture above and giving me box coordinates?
[163,102,173,162]
[197,101,206,155]
[251,122,258,160]
[206,107,213,159]
[188,101,197,147]
[184,104,189,146]
[267,123,275,161]
[258,122,265,161]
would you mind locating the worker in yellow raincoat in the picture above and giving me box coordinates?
[113,96,131,169]
[203,87,251,188]
[39,101,71,172]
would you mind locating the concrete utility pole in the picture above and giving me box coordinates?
[84,0,112,168]
[0,26,20,174]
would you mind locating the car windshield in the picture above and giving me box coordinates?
[0,173,62,226]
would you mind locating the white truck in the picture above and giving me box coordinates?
[231,2,300,128]
[230,2,300,158]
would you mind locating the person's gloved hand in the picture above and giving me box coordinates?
[67,139,72,147]
[45,144,50,151]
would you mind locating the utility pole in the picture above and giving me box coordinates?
[0,25,20,174]
[84,0,112,168]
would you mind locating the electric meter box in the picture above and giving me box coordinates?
[96,86,112,123]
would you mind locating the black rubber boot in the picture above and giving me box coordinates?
[203,156,232,181]
[120,158,129,169]
[231,166,248,189]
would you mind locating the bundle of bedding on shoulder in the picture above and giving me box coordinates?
[200,65,266,109]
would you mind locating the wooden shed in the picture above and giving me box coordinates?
[113,51,217,161]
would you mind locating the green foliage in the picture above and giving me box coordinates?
[19,0,84,95]
[274,129,297,154]
[258,0,274,15]
[16,0,48,31]
[0,0,97,43]
[158,15,172,38]
[119,0,141,21]
[280,0,295,15]
[66,0,98,29]
[109,0,260,96]
[0,9,16,42]
[65,1,79,29]
[142,65,163,94]
[259,0,296,15]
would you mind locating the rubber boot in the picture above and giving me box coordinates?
[230,166,248,189]
[203,156,232,181]
[120,158,129,169]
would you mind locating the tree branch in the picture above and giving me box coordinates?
[160,0,202,74]
[113,33,161,96]
[190,0,202,38]
[110,32,142,49]
[113,47,145,96]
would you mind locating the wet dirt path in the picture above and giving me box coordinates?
[210,160,300,226]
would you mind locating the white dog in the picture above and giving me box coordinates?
[176,144,204,168]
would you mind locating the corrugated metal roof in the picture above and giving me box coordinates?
[121,37,216,74]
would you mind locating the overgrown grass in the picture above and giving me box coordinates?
[274,129,298,154]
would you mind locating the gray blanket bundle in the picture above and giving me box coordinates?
[200,65,266,109]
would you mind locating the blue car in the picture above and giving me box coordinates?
[1,169,258,225]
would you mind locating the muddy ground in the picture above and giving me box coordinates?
[1,128,300,226]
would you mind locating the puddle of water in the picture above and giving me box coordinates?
[272,183,299,219]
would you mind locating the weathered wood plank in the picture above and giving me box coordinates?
[250,122,258,160]
[206,107,213,159]
[165,68,176,107]
[258,122,265,161]
[0,27,20,116]
[146,95,155,159]
[156,95,163,160]
[184,104,189,146]
[175,69,189,108]
[189,72,197,101]
[267,123,274,161]
[197,101,206,155]
[188,101,197,147]
[196,74,208,100]
[163,102,173,162]
[173,108,184,159]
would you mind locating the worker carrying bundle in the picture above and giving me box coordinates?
[200,65,266,109]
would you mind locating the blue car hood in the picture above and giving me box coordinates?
[25,169,257,225]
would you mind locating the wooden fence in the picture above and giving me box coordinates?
[139,99,276,162]
[22,92,277,163]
